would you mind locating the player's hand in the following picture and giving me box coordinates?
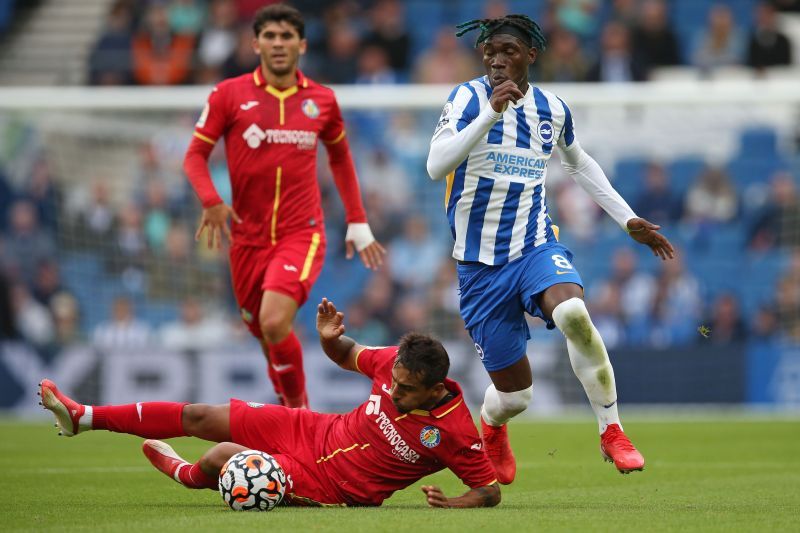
[421,485,450,508]
[316,298,345,341]
[489,79,524,113]
[195,203,242,249]
[626,217,675,261]
[345,223,386,270]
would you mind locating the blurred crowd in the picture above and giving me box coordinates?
[84,0,800,87]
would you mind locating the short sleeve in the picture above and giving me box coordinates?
[556,97,576,150]
[193,84,229,145]
[432,83,480,141]
[354,346,397,379]
[320,95,346,145]
[440,414,498,489]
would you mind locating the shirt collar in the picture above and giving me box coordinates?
[252,66,308,89]
[408,379,464,419]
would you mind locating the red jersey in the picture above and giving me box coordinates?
[318,346,497,506]
[188,67,366,247]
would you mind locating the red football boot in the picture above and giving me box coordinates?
[38,379,86,437]
[600,423,645,474]
[480,416,516,484]
[142,440,190,484]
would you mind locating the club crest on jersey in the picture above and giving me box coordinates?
[247,402,264,408]
[420,426,441,448]
[537,120,555,144]
[301,98,320,119]
[243,123,267,148]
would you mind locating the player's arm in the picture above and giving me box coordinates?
[183,86,241,249]
[420,482,501,509]
[321,99,386,270]
[426,80,523,181]
[316,298,362,372]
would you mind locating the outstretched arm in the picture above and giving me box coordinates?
[559,141,674,260]
[421,483,501,508]
[316,298,362,372]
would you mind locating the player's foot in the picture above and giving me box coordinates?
[142,440,190,484]
[600,423,645,474]
[480,416,516,484]
[284,391,309,409]
[38,379,87,437]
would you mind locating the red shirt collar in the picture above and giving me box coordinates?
[252,66,308,89]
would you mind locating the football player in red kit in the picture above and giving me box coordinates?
[183,4,385,408]
[39,298,500,508]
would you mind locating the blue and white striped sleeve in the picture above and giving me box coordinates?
[432,83,480,141]
[556,97,576,150]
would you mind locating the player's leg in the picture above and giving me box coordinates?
[142,440,246,490]
[258,290,306,408]
[39,379,230,441]
[456,261,532,484]
[539,282,645,473]
[259,229,325,409]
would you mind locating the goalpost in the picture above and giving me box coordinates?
[0,80,798,413]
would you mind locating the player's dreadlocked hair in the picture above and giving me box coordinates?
[456,14,547,51]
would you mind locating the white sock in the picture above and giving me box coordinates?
[552,298,622,434]
[79,405,93,430]
[480,384,533,427]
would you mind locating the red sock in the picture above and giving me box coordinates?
[267,331,306,406]
[92,402,188,439]
[177,461,218,490]
[266,357,285,403]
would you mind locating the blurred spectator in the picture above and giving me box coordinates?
[609,0,640,28]
[356,45,397,84]
[775,251,800,340]
[168,0,205,36]
[555,0,600,39]
[11,284,54,349]
[221,26,260,79]
[23,158,61,232]
[587,282,626,349]
[195,0,239,83]
[0,165,13,233]
[143,179,172,253]
[357,149,411,210]
[683,166,738,224]
[413,28,480,84]
[748,171,800,250]
[428,262,463,341]
[343,299,390,346]
[389,294,430,341]
[0,273,17,340]
[76,181,116,250]
[88,0,134,85]
[31,260,65,308]
[388,215,443,291]
[92,296,152,353]
[148,222,204,300]
[632,162,683,224]
[132,3,195,85]
[747,1,792,69]
[160,297,229,352]
[604,247,657,323]
[690,4,745,73]
[3,200,56,284]
[649,253,702,346]
[553,177,600,241]
[586,21,647,82]
[771,0,800,11]
[632,0,681,70]
[317,23,360,84]
[702,293,748,344]
[751,305,779,340]
[361,269,395,326]
[51,292,82,346]
[363,0,410,73]
[110,202,148,275]
[535,27,589,82]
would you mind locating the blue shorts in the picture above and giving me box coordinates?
[456,242,584,372]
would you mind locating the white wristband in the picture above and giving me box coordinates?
[345,223,375,252]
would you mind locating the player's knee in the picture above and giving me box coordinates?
[259,314,292,344]
[498,386,533,417]
[552,297,594,343]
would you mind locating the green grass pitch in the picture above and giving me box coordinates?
[1,416,798,532]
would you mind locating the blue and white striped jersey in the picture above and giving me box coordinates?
[433,75,576,265]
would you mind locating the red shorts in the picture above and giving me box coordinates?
[229,228,326,338]
[229,399,345,506]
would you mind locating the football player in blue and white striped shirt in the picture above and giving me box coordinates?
[426,15,674,482]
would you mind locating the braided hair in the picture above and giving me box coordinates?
[456,14,547,51]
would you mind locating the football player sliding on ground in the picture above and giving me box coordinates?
[39,298,500,508]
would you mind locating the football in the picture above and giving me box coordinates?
[218,450,286,511]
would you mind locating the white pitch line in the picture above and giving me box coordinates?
[33,466,153,474]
